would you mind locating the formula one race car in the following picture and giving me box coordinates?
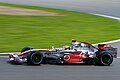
[9,40,117,66]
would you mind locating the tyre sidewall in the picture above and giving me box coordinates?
[97,51,113,66]
[27,51,43,65]
[100,52,113,66]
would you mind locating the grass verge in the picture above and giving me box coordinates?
[0,2,120,52]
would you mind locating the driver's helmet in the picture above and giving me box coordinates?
[71,42,81,50]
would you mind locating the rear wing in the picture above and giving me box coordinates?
[98,44,117,58]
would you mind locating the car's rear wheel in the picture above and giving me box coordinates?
[27,51,43,65]
[95,51,113,66]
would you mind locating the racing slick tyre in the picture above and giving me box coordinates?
[21,46,33,53]
[27,51,43,65]
[95,51,113,66]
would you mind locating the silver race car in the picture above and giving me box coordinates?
[9,40,117,66]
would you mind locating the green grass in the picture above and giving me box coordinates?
[0,2,120,52]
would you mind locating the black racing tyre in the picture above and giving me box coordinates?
[27,51,43,65]
[21,46,33,53]
[96,51,113,66]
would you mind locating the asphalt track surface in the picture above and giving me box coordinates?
[0,0,120,17]
[0,57,120,80]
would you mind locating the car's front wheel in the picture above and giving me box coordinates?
[21,46,33,53]
[27,51,43,65]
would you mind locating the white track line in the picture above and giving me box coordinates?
[0,52,19,54]
[0,52,19,55]
[117,57,120,59]
[92,13,120,21]
[92,39,120,46]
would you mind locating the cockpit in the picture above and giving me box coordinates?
[71,41,94,51]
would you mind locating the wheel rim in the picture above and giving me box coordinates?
[31,52,42,64]
[101,54,112,65]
